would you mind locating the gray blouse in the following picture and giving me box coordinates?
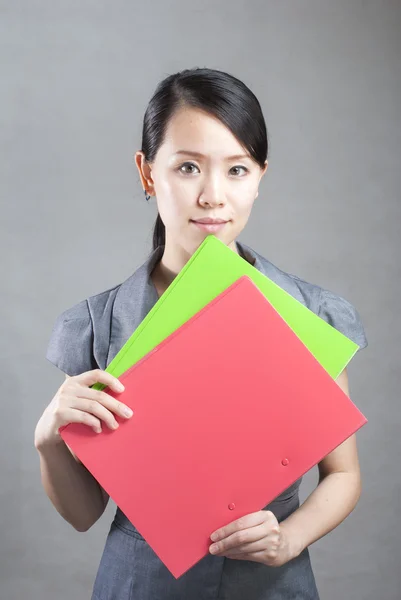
[46,241,367,377]
[45,241,368,600]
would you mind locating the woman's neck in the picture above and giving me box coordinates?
[151,236,239,297]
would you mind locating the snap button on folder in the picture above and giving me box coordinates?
[281,458,290,466]
[228,503,236,510]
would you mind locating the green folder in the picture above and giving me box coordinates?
[93,235,358,390]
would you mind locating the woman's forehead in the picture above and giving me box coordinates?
[160,108,250,160]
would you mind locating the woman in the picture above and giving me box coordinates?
[35,67,368,600]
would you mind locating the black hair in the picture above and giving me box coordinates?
[139,67,269,250]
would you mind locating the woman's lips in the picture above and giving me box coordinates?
[190,219,229,233]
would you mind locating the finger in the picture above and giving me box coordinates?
[59,407,103,433]
[73,369,125,394]
[76,386,133,421]
[210,522,273,554]
[217,536,277,557]
[70,396,121,431]
[210,510,272,543]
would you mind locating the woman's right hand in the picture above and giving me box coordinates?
[34,369,133,450]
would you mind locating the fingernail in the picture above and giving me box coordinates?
[210,533,218,542]
[210,544,219,553]
[117,382,125,392]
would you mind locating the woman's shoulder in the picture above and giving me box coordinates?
[55,282,122,324]
[45,250,160,376]
[244,244,368,350]
[51,247,156,327]
[45,283,123,376]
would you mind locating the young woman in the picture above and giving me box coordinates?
[35,67,368,600]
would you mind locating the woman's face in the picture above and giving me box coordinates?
[136,106,268,257]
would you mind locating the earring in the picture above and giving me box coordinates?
[144,190,151,202]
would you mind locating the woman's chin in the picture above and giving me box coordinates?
[191,224,231,242]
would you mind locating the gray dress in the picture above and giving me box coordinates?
[46,241,368,600]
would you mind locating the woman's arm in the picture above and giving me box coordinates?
[36,434,109,532]
[35,375,110,532]
[280,367,362,559]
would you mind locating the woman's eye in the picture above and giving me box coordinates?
[230,165,249,176]
[179,162,199,174]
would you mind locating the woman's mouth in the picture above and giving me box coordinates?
[190,218,229,233]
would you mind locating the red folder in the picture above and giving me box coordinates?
[60,276,367,578]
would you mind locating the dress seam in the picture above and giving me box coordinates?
[216,557,225,599]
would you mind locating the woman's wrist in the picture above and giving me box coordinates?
[277,520,306,564]
[34,417,63,453]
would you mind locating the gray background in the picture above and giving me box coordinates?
[1,0,400,598]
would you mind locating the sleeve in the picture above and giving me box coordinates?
[45,299,98,376]
[318,289,368,351]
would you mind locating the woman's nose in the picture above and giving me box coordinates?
[198,191,226,208]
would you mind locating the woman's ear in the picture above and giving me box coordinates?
[134,151,155,196]
[261,160,268,178]
[255,160,268,200]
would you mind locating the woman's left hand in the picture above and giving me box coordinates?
[209,510,296,567]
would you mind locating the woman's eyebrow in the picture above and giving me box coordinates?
[173,150,251,161]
